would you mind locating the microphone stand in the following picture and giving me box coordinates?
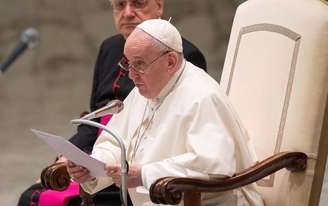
[70,119,129,206]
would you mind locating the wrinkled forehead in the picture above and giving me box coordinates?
[124,29,155,56]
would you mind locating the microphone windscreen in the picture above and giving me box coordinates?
[21,28,40,49]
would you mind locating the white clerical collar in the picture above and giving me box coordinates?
[149,59,186,109]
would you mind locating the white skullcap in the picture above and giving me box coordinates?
[136,19,183,53]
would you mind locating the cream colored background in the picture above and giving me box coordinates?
[0,0,327,205]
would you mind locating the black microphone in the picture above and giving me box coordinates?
[0,28,40,73]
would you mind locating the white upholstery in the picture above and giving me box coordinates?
[220,0,328,205]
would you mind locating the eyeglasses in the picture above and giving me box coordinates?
[110,0,148,11]
[118,50,170,74]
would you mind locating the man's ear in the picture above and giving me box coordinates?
[167,52,179,74]
[155,0,164,17]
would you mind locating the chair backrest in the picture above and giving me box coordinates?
[220,0,328,205]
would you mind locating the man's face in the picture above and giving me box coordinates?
[123,31,171,99]
[111,0,164,38]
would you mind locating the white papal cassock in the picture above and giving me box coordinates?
[81,59,264,206]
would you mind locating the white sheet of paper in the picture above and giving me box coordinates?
[31,129,107,177]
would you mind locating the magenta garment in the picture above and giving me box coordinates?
[98,115,113,135]
[38,182,80,206]
[38,115,113,206]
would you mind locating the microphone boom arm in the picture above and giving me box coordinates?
[70,119,129,206]
[0,42,27,73]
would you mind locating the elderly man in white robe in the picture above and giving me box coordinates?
[67,19,264,206]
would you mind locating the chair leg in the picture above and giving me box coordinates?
[80,186,95,206]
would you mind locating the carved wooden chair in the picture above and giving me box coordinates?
[41,0,328,205]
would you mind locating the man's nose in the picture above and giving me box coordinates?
[128,68,139,80]
[122,4,136,18]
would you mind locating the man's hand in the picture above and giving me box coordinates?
[66,160,95,183]
[106,164,142,188]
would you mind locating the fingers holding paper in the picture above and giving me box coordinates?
[106,164,142,188]
[65,160,143,187]
[66,160,95,183]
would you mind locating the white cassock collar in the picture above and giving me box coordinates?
[148,58,186,111]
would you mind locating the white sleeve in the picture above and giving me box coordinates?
[81,90,140,194]
[81,177,113,195]
[80,130,122,194]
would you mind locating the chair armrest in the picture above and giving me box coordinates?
[41,162,70,191]
[40,162,96,206]
[149,151,307,205]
